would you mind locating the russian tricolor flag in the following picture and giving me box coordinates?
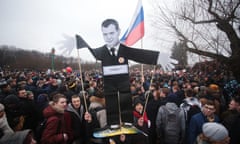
[121,0,144,46]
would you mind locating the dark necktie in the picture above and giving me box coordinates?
[110,47,116,56]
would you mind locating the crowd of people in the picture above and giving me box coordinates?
[0,64,239,144]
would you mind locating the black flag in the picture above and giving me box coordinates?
[76,34,90,49]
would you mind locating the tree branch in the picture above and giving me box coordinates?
[186,47,229,62]
[183,16,217,24]
[227,1,240,21]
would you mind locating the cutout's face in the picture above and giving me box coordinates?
[102,24,120,48]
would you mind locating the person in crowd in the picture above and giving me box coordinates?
[46,77,59,95]
[221,96,240,144]
[7,77,17,92]
[158,87,169,105]
[180,88,201,144]
[188,99,220,144]
[156,95,185,144]
[146,86,161,144]
[25,76,38,100]
[36,93,49,121]
[207,84,226,117]
[58,83,75,103]
[132,98,149,144]
[87,79,97,97]
[169,82,185,106]
[221,96,240,126]
[26,91,34,101]
[0,103,37,144]
[0,79,15,103]
[2,94,23,131]
[88,89,107,144]
[16,86,38,131]
[66,94,93,144]
[41,93,74,144]
[196,122,230,144]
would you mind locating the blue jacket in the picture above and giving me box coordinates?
[188,112,220,144]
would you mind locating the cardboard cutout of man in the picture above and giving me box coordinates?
[87,19,160,127]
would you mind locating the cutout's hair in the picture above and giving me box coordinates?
[102,19,119,30]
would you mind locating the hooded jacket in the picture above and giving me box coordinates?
[41,102,73,144]
[65,103,88,143]
[156,102,186,144]
[0,108,33,144]
[89,96,107,128]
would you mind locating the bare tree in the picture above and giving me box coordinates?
[171,42,188,69]
[151,0,240,80]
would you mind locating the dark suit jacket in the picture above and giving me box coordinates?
[89,44,159,66]
[88,44,160,124]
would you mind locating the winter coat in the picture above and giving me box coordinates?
[65,103,89,144]
[156,102,186,144]
[132,110,149,144]
[41,102,73,144]
[18,97,39,130]
[0,113,33,144]
[146,97,165,144]
[88,96,107,128]
[88,96,107,144]
[188,112,220,144]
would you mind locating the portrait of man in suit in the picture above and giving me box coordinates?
[88,19,160,128]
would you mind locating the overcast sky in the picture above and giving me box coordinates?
[0,0,175,68]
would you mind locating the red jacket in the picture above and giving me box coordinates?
[41,103,73,144]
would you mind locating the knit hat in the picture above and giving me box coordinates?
[166,94,178,104]
[202,122,228,141]
[133,97,144,108]
[3,94,20,109]
[0,79,7,88]
[209,84,220,93]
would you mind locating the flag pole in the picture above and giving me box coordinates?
[77,49,88,112]
[142,65,156,116]
[140,39,144,78]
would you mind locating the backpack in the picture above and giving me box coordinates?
[181,104,201,143]
[89,107,105,129]
[13,115,25,131]
[35,117,61,144]
[35,118,47,143]
[185,105,201,125]
[161,105,182,143]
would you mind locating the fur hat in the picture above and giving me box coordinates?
[89,89,105,106]
[93,88,104,98]
[202,122,228,141]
